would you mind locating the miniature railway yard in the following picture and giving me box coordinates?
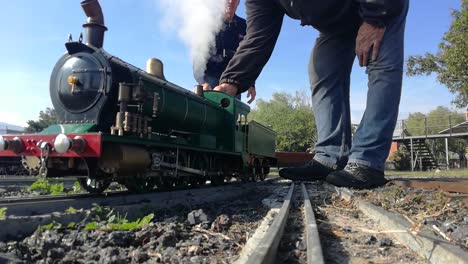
[0,172,466,263]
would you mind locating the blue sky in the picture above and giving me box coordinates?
[0,0,464,127]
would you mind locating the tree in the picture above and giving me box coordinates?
[406,0,467,107]
[389,145,411,171]
[405,106,464,136]
[25,108,58,133]
[249,91,317,152]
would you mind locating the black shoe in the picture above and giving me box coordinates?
[326,163,387,189]
[279,160,337,181]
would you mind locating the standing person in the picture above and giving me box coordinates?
[214,0,409,189]
[200,0,256,103]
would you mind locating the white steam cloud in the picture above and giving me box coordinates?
[159,0,226,84]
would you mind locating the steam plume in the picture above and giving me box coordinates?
[159,0,226,84]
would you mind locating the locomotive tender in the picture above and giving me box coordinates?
[0,0,276,193]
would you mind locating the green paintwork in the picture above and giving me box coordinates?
[41,124,98,134]
[102,134,240,157]
[138,78,236,151]
[42,65,275,164]
[247,121,276,158]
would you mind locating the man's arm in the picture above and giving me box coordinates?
[219,0,284,94]
[355,0,405,27]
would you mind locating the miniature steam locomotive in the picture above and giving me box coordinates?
[0,0,276,193]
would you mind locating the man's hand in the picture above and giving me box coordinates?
[214,83,239,96]
[247,87,256,104]
[356,22,386,67]
[202,82,212,91]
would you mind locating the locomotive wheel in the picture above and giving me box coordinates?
[251,159,264,182]
[262,159,270,178]
[175,177,188,188]
[211,156,228,186]
[211,176,225,186]
[78,159,111,194]
[78,177,111,194]
[190,154,208,187]
[124,174,156,193]
[160,177,175,190]
[175,152,188,188]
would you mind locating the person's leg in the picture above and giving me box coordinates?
[279,22,358,181]
[349,0,409,171]
[309,23,358,169]
[327,0,409,188]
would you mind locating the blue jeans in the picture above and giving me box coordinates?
[204,75,241,100]
[310,0,409,172]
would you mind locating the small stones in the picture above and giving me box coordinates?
[104,231,135,247]
[295,240,306,251]
[379,238,393,247]
[210,214,231,232]
[187,209,210,226]
[378,247,390,256]
[1,189,269,263]
[342,226,353,233]
[365,235,378,245]
[0,242,7,253]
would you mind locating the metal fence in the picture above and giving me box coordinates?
[393,113,467,139]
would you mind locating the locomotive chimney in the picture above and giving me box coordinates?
[81,0,108,48]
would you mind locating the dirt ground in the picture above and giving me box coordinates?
[307,182,427,264]
[362,182,467,250]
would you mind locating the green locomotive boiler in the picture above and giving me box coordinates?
[0,0,276,193]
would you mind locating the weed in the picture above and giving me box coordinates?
[81,204,155,232]
[85,222,99,231]
[67,222,77,229]
[0,207,6,219]
[29,178,64,195]
[65,207,77,213]
[50,183,64,195]
[106,213,154,231]
[92,203,113,221]
[69,181,82,194]
[36,221,62,232]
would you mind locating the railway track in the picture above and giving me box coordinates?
[0,178,282,242]
[0,177,467,263]
[235,181,467,264]
[0,177,280,216]
[235,183,324,264]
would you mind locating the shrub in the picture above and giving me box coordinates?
[389,145,411,170]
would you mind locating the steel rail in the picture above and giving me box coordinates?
[389,178,468,194]
[0,192,105,204]
[0,178,280,216]
[301,183,324,264]
[243,183,295,264]
[0,180,280,241]
[325,183,468,264]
